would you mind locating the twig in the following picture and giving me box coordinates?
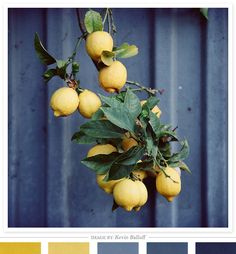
[108,9,117,36]
[126,80,164,95]
[103,8,109,25]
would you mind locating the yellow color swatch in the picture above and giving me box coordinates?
[0,242,41,254]
[49,242,89,254]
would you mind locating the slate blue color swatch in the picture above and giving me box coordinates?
[98,243,138,254]
[147,242,187,254]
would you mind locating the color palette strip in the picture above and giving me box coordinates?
[0,243,41,254]
[98,243,138,254]
[196,243,236,254]
[147,242,188,254]
[48,242,89,254]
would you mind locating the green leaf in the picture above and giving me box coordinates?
[91,108,104,120]
[84,10,103,33]
[81,152,119,174]
[179,161,191,174]
[149,111,160,134]
[107,164,133,180]
[34,33,56,65]
[101,51,115,66]
[168,140,190,163]
[72,61,80,76]
[134,160,154,171]
[101,107,136,133]
[99,94,123,108]
[56,60,69,79]
[71,131,102,144]
[156,130,178,141]
[80,120,125,138]
[124,89,142,119]
[113,43,138,58]
[145,96,160,109]
[43,68,57,82]
[200,8,208,19]
[116,146,145,166]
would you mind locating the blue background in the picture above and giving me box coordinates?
[8,8,228,227]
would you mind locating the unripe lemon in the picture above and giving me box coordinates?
[141,100,162,118]
[134,181,148,211]
[87,144,117,157]
[156,167,181,202]
[78,89,102,118]
[113,179,140,211]
[121,133,138,151]
[86,31,113,61]
[96,174,122,194]
[50,87,79,117]
[98,61,127,93]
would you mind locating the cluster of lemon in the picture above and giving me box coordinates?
[50,30,181,212]
[50,31,127,118]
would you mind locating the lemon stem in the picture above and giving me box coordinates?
[126,80,164,95]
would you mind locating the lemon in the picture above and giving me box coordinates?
[156,167,181,202]
[113,179,140,211]
[87,144,117,157]
[132,170,147,181]
[141,100,162,118]
[86,31,113,61]
[134,180,148,211]
[96,174,122,194]
[98,61,127,93]
[50,87,79,117]
[121,133,138,151]
[78,89,102,118]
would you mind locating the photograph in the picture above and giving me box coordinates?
[8,7,228,227]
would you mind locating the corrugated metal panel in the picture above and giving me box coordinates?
[8,8,228,227]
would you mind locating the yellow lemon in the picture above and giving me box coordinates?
[50,87,79,117]
[156,167,181,202]
[96,174,122,194]
[121,132,138,151]
[113,179,140,211]
[87,144,117,157]
[78,89,102,118]
[134,180,148,211]
[132,170,147,181]
[98,61,127,93]
[86,31,113,61]
[141,100,162,118]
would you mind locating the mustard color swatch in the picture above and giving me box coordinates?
[0,242,41,254]
[48,242,89,254]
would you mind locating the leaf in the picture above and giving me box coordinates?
[56,60,69,79]
[81,152,119,175]
[113,43,138,58]
[91,108,104,120]
[101,51,115,66]
[43,68,57,82]
[101,107,136,133]
[124,89,142,119]
[99,94,122,108]
[80,120,125,138]
[34,33,56,65]
[200,8,208,19]
[156,130,178,141]
[71,131,102,144]
[134,160,154,171]
[116,146,145,166]
[168,140,190,163]
[108,163,134,180]
[84,10,103,33]
[179,161,191,174]
[72,61,80,76]
[149,111,160,135]
[145,96,160,109]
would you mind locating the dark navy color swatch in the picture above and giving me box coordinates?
[196,243,236,254]
[98,243,138,254]
[147,242,188,254]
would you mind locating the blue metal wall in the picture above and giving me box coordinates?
[8,8,228,227]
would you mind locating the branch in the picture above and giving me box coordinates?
[76,9,87,38]
[126,80,164,95]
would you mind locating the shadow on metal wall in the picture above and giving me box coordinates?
[8,8,228,227]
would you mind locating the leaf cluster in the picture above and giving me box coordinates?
[72,89,190,181]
